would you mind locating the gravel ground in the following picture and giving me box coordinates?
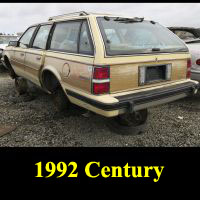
[0,67,200,147]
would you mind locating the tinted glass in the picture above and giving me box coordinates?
[20,26,36,47]
[79,21,93,55]
[50,21,81,53]
[97,17,188,55]
[32,25,51,49]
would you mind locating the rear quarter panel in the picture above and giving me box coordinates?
[43,51,94,93]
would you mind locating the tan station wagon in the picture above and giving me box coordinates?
[1,11,199,134]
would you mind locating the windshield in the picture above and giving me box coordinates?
[0,36,18,44]
[97,17,188,56]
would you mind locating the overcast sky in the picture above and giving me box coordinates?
[0,3,199,34]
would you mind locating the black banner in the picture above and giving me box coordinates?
[0,147,199,185]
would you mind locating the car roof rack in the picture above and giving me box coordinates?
[48,11,89,21]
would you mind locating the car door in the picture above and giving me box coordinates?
[11,26,37,77]
[24,24,52,86]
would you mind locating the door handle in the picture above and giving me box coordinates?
[36,56,41,61]
[20,53,24,56]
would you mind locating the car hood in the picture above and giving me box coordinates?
[0,44,8,50]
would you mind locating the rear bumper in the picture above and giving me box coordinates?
[66,81,199,117]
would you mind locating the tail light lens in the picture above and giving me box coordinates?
[187,59,191,78]
[93,67,109,79]
[196,59,200,66]
[93,82,109,95]
[92,66,110,95]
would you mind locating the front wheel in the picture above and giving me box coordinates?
[107,109,148,135]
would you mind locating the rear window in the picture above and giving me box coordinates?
[97,17,188,56]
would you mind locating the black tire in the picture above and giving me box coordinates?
[52,87,71,112]
[107,109,148,135]
[15,77,28,95]
[4,59,16,79]
[0,64,7,73]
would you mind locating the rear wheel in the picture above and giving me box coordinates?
[107,109,148,135]
[15,77,28,95]
[52,87,71,112]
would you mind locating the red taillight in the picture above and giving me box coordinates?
[92,66,110,95]
[196,59,200,66]
[93,82,109,95]
[93,67,109,79]
[187,59,191,78]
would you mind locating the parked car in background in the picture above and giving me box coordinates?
[16,32,23,37]
[168,27,200,41]
[0,35,19,67]
[1,12,199,134]
[168,27,200,81]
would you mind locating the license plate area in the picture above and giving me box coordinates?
[139,64,172,86]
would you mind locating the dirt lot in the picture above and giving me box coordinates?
[0,67,200,147]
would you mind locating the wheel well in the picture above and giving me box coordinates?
[42,70,60,93]
[4,56,11,67]
[4,56,17,79]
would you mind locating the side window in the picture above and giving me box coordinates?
[174,30,196,40]
[32,25,52,49]
[79,21,93,55]
[50,21,81,53]
[19,26,37,47]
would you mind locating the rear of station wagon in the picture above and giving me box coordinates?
[2,12,199,134]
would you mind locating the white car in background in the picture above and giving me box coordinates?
[185,39,200,81]
[0,35,19,67]
[168,27,200,81]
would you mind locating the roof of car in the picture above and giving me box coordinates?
[48,11,125,21]
[30,12,125,26]
[30,11,150,27]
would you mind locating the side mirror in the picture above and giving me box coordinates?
[8,41,18,47]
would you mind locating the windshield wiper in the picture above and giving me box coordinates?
[152,48,188,53]
[152,48,160,51]
[114,17,144,23]
[150,47,187,53]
